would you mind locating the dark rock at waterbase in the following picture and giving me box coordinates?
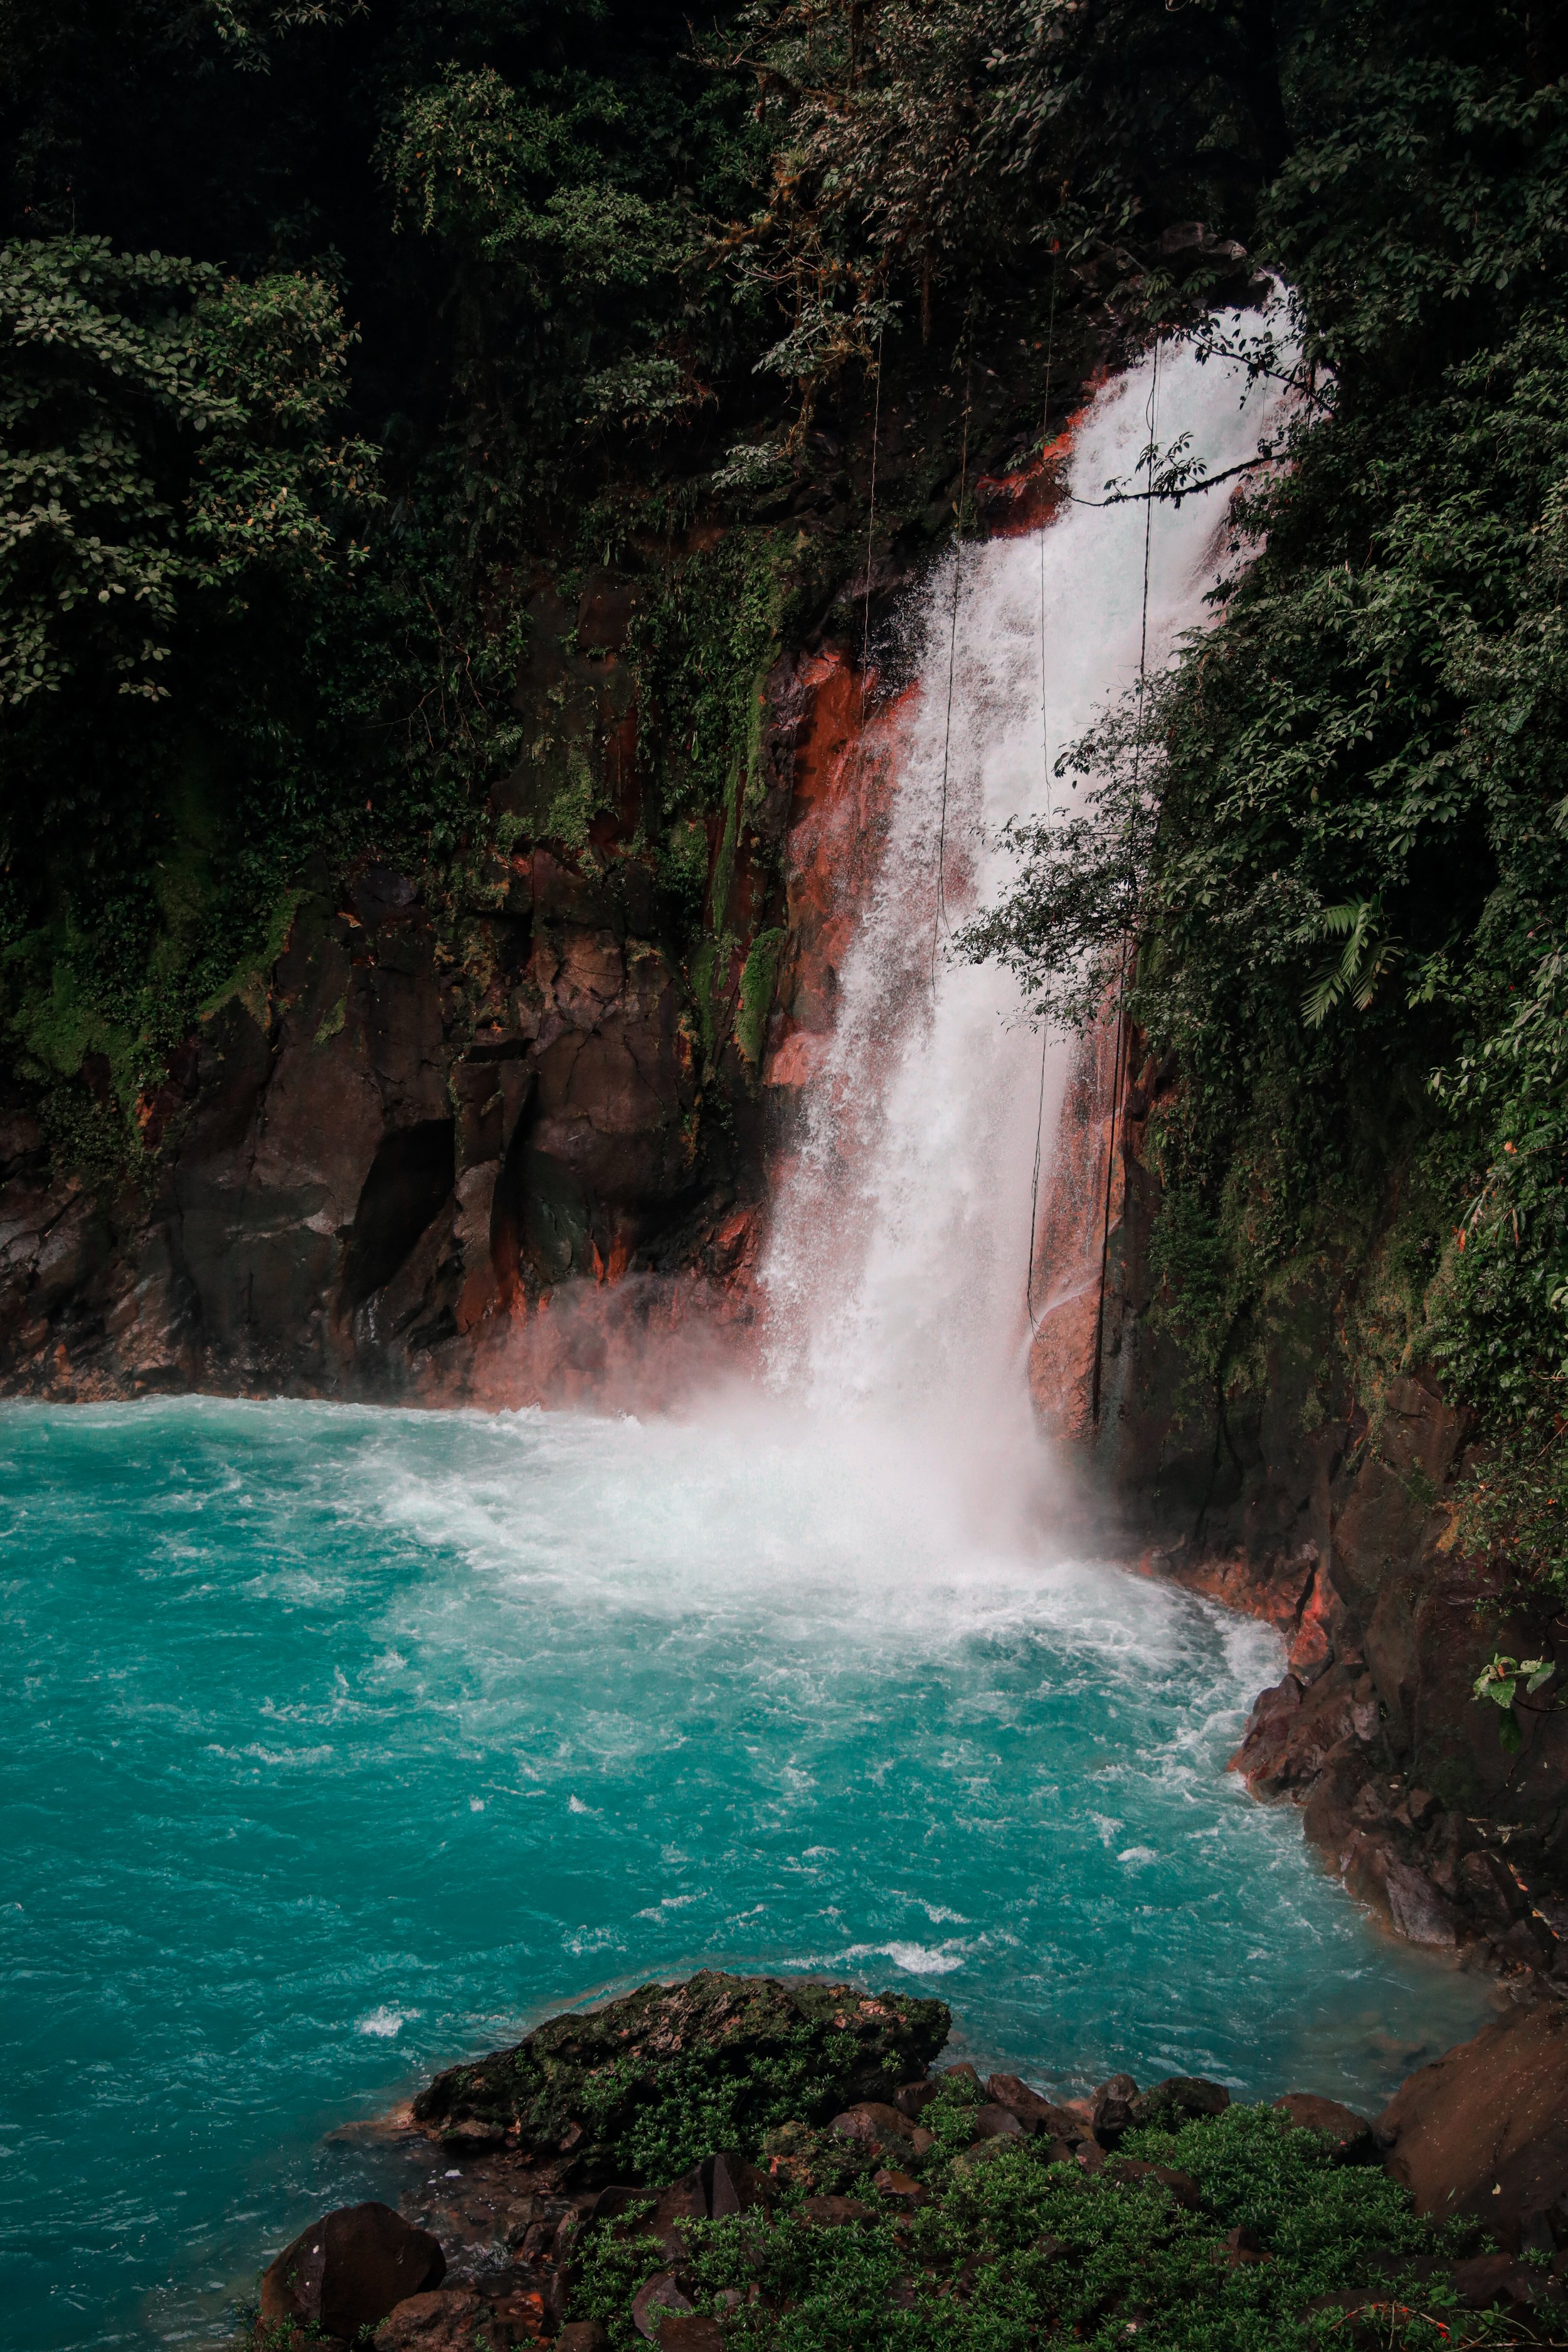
[259,2200,445,2341]
[1090,2070,1140,2146]
[1377,1999,1568,2248]
[985,2070,1087,2139]
[411,1968,949,2183]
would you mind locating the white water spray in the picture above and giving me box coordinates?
[761,331,1291,1496]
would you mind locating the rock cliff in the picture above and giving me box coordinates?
[1032,1019,1568,1986]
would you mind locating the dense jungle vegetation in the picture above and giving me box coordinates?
[3,1,1567,1594]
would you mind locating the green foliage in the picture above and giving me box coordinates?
[568,2098,1509,2352]
[711,0,1286,430]
[0,225,526,1156]
[962,1,1568,1597]
[0,0,768,1176]
[736,925,785,1064]
[585,2024,897,2183]
[1472,1651,1560,1754]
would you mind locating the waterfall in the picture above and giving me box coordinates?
[760,330,1290,1505]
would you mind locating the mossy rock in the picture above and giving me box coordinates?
[411,1969,950,2185]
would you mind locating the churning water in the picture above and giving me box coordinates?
[3,1400,1491,2349]
[1,331,1496,2352]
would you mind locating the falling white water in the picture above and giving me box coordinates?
[761,325,1293,1495]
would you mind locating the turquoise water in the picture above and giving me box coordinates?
[1,1397,1493,2351]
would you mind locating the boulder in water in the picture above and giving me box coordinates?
[260,2201,445,2341]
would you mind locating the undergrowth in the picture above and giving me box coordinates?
[568,2076,1518,2352]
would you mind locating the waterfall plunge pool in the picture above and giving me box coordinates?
[1,1396,1495,2350]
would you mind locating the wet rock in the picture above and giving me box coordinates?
[893,2079,940,2120]
[1230,1668,1362,1799]
[872,2168,928,2207]
[1458,1848,1530,1930]
[941,2062,982,2087]
[830,2100,914,2150]
[705,2151,773,2218]
[556,2328,610,2352]
[1379,2003,1568,2240]
[799,2195,875,2224]
[630,2272,693,2342]
[1449,2254,1547,2311]
[413,1972,948,2183]
[971,2102,1027,2143]
[985,2073,1086,2139]
[1091,2074,1139,2148]
[1272,2095,1377,2164]
[1106,2158,1202,2209]
[261,2202,446,2340]
[657,2321,723,2352]
[1342,1839,1461,1949]
[1129,2077,1230,2129]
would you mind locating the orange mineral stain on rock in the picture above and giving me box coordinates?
[766,649,914,1089]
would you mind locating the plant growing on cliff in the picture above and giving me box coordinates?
[960,1,1568,1596]
[1472,1653,1559,1754]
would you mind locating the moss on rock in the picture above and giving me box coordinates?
[410,1969,950,2186]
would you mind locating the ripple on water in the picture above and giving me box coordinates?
[0,1396,1495,2352]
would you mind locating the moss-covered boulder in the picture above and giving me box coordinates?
[411,1971,950,2185]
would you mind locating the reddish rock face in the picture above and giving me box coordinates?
[763,647,911,1096]
[1030,997,1568,1977]
[0,595,908,1411]
[0,847,748,1406]
[1378,2004,1568,2245]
